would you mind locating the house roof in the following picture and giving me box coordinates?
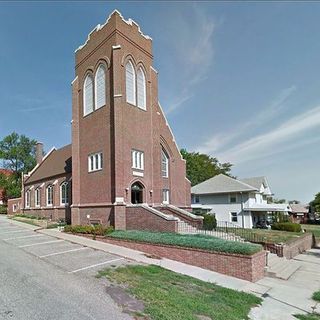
[290,203,309,214]
[191,174,258,195]
[24,144,72,184]
[240,177,266,190]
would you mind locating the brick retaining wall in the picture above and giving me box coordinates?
[282,233,313,259]
[126,206,178,233]
[103,237,266,282]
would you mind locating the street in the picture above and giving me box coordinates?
[0,215,132,320]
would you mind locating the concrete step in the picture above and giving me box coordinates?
[265,253,302,280]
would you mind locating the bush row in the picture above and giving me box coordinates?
[64,224,114,236]
[0,205,7,214]
[108,230,262,255]
[271,222,302,233]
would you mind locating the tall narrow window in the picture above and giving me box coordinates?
[25,190,30,208]
[126,61,136,105]
[35,188,40,207]
[132,150,144,170]
[46,185,53,206]
[161,149,169,178]
[137,67,146,110]
[83,74,94,116]
[95,64,106,109]
[60,182,69,205]
[88,152,103,172]
[162,189,170,204]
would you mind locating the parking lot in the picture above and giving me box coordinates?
[0,217,130,277]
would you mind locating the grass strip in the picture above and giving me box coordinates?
[98,264,261,320]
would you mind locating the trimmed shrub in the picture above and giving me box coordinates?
[64,224,113,236]
[0,205,7,214]
[108,230,262,255]
[271,222,302,233]
[202,213,217,230]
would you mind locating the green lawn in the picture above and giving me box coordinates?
[313,291,320,302]
[108,230,262,255]
[301,225,320,243]
[97,265,261,320]
[217,227,302,244]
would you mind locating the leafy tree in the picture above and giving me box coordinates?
[0,132,37,198]
[289,200,300,204]
[310,192,320,213]
[272,198,287,204]
[180,149,233,186]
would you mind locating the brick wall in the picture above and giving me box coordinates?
[7,198,22,215]
[155,206,203,229]
[126,206,178,233]
[104,237,266,282]
[282,233,313,259]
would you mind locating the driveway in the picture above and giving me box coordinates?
[0,215,133,320]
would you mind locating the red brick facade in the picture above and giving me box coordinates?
[9,10,191,229]
[71,10,191,226]
[102,237,266,282]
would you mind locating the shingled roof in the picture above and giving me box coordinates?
[24,144,72,184]
[191,174,258,195]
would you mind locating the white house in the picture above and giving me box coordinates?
[191,174,290,228]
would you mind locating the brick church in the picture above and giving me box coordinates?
[8,10,197,230]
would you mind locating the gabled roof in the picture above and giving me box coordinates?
[240,176,272,196]
[290,203,309,214]
[191,174,258,195]
[24,144,72,184]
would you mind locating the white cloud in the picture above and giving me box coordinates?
[166,6,215,114]
[199,86,296,153]
[217,104,320,164]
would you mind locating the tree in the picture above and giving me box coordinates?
[0,132,37,198]
[180,149,233,186]
[289,200,300,204]
[310,192,320,213]
[272,198,287,204]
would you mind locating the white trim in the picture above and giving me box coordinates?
[112,45,121,50]
[19,240,64,248]
[114,94,122,97]
[39,247,90,258]
[71,76,78,85]
[94,64,106,110]
[46,184,53,206]
[60,181,69,206]
[126,60,136,105]
[83,74,94,116]
[137,67,146,110]
[69,258,124,273]
[133,171,144,177]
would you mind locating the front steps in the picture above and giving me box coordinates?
[265,253,302,280]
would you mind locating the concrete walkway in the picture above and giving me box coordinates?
[5,217,320,319]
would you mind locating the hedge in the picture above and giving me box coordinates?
[0,205,7,214]
[271,222,302,233]
[202,213,217,230]
[108,230,262,255]
[64,224,114,236]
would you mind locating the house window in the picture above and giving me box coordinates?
[163,189,169,204]
[83,74,94,116]
[35,188,40,207]
[161,149,169,178]
[229,194,237,203]
[230,212,238,223]
[132,150,144,170]
[46,185,53,206]
[60,182,69,205]
[95,64,106,109]
[25,190,30,208]
[88,152,103,172]
[195,195,200,203]
[137,67,146,110]
[126,61,136,105]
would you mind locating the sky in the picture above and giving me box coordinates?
[0,1,319,203]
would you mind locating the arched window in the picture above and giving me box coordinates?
[95,64,106,109]
[161,149,169,178]
[137,67,146,110]
[83,74,94,116]
[126,61,136,105]
[46,185,53,206]
[25,190,31,208]
[35,188,40,207]
[60,182,69,205]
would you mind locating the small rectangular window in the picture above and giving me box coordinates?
[230,212,238,223]
[88,152,103,172]
[132,150,144,170]
[162,189,169,204]
[229,195,237,203]
[195,195,200,203]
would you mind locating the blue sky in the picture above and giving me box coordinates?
[0,2,319,203]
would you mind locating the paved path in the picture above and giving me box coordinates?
[3,215,320,319]
[0,215,132,320]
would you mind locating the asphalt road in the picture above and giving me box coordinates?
[0,216,132,320]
